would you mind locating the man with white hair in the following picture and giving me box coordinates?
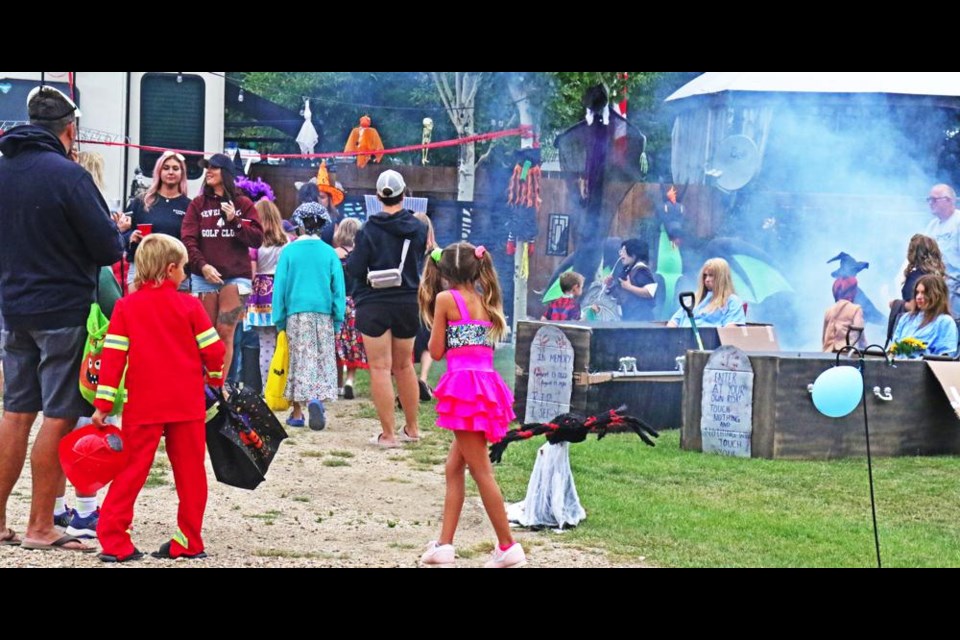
[924,183,960,317]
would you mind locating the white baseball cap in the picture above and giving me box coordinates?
[376,170,406,198]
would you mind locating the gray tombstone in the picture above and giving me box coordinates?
[524,325,575,424]
[700,345,754,457]
[513,324,585,529]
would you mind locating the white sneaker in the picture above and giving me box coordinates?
[419,540,456,567]
[484,542,526,568]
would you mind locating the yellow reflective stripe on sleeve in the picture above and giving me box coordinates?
[207,369,223,379]
[196,328,220,349]
[103,334,130,352]
[96,386,118,401]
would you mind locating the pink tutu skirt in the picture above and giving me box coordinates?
[433,346,515,443]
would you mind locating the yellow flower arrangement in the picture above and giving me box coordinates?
[889,337,927,358]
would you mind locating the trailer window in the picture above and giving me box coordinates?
[140,73,205,180]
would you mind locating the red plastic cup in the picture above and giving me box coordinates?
[137,223,153,236]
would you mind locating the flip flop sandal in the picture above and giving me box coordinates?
[369,433,402,449]
[0,528,21,546]
[20,534,96,553]
[398,428,420,443]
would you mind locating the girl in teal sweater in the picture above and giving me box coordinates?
[272,210,346,429]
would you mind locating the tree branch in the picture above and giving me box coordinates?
[432,72,459,131]
[475,112,517,168]
[464,72,483,106]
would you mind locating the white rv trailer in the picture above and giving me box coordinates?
[0,71,225,207]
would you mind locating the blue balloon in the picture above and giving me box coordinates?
[812,366,863,418]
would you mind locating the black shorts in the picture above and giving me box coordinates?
[355,302,420,339]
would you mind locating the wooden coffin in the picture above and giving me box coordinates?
[681,351,960,459]
[514,320,722,430]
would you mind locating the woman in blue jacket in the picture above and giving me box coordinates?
[891,274,958,358]
[667,257,746,328]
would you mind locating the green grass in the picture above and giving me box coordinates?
[342,344,960,566]
[245,509,283,526]
[493,431,960,567]
[322,458,351,467]
[144,458,170,488]
[372,344,960,567]
[253,549,328,559]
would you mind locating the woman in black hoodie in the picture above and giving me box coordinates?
[346,170,427,448]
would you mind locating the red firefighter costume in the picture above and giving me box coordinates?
[94,279,226,559]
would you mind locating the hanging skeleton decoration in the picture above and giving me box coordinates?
[421,117,434,166]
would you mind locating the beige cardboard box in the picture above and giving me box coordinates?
[716,324,780,351]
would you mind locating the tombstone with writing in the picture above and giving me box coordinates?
[508,324,586,529]
[700,345,754,457]
[524,325,575,423]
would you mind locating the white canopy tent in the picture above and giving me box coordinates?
[666,72,960,102]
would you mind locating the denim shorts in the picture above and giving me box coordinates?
[190,274,252,295]
[2,325,92,418]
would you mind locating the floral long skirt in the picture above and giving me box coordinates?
[284,312,338,403]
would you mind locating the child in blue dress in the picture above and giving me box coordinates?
[416,242,525,568]
[667,257,746,328]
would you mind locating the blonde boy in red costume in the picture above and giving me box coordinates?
[91,233,225,563]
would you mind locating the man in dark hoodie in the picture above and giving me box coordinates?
[0,86,124,551]
[346,170,427,448]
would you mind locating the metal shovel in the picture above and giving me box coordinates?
[678,291,705,351]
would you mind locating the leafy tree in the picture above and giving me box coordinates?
[225,72,699,180]
[228,72,461,165]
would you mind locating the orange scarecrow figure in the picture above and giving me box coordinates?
[343,115,384,168]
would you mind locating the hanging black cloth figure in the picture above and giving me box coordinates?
[554,84,646,285]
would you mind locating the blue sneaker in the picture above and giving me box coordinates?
[308,400,326,431]
[53,507,75,529]
[285,416,305,428]
[65,508,99,539]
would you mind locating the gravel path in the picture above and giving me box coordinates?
[0,398,648,568]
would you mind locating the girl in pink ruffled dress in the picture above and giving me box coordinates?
[416,242,525,568]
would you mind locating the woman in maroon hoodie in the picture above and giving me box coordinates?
[181,154,263,377]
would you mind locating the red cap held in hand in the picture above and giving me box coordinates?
[58,425,130,494]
